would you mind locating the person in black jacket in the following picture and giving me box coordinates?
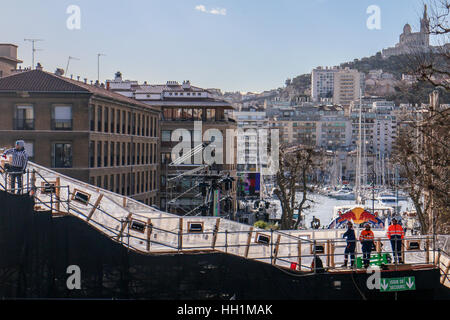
[342,222,356,267]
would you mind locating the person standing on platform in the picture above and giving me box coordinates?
[359,224,375,268]
[387,218,405,264]
[1,140,28,194]
[342,221,356,268]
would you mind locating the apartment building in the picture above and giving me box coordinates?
[107,73,237,216]
[0,67,161,205]
[231,108,270,199]
[349,99,397,157]
[311,66,338,102]
[333,68,364,107]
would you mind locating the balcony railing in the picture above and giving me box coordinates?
[13,118,35,130]
[52,119,73,130]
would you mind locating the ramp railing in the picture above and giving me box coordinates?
[0,159,444,275]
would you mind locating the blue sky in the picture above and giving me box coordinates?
[1,0,434,92]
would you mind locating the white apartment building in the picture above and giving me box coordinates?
[232,110,269,173]
[311,66,338,102]
[350,100,397,157]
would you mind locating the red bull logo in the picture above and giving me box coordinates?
[332,207,384,229]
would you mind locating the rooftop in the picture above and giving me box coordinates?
[0,68,160,112]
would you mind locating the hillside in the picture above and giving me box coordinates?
[282,52,449,104]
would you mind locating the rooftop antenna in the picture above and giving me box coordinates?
[97,53,106,82]
[24,39,44,69]
[66,56,80,76]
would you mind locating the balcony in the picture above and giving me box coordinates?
[13,118,34,130]
[52,119,73,130]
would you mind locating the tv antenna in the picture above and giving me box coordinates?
[97,53,106,82]
[24,39,44,69]
[66,56,80,75]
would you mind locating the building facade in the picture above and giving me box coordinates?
[0,68,161,206]
[332,68,364,107]
[107,74,237,216]
[0,44,22,78]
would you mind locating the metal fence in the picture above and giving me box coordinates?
[0,160,448,282]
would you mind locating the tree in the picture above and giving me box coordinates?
[392,2,450,234]
[394,91,450,234]
[273,145,324,230]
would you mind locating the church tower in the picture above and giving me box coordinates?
[420,4,430,46]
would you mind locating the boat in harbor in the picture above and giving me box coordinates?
[329,185,355,200]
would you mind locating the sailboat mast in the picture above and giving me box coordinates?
[356,89,362,203]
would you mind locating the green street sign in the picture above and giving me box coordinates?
[380,276,416,292]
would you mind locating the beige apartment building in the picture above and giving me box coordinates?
[333,68,364,107]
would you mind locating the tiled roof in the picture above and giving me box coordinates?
[0,69,90,92]
[0,69,159,112]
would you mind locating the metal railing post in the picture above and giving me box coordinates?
[225,230,228,253]
[270,229,273,264]
[313,239,317,274]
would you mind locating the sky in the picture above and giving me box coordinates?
[0,0,437,93]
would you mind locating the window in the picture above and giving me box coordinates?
[206,109,216,120]
[52,105,72,130]
[163,108,172,120]
[14,105,34,130]
[193,108,202,120]
[97,106,102,131]
[161,152,171,164]
[104,107,109,133]
[24,141,34,161]
[182,108,193,120]
[162,130,172,142]
[89,105,95,131]
[52,143,72,168]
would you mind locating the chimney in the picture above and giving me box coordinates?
[84,78,87,84]
[36,63,43,71]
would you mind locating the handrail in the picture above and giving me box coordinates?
[0,160,444,274]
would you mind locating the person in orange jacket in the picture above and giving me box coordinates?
[387,218,404,264]
[359,224,375,268]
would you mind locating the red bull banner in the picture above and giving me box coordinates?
[328,207,384,229]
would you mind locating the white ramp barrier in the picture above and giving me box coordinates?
[0,159,442,273]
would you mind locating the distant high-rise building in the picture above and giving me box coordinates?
[311,66,338,102]
[332,68,364,107]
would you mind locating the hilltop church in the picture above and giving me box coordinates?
[382,5,431,58]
